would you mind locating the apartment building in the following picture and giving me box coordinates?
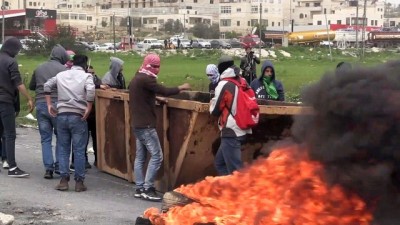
[219,0,284,36]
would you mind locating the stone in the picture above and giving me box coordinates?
[0,212,15,225]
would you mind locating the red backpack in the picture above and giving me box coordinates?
[223,77,260,130]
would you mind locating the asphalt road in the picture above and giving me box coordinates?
[0,127,160,225]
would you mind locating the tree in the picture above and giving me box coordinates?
[164,20,174,33]
[224,31,241,39]
[173,19,183,33]
[189,23,220,39]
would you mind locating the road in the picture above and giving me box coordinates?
[0,127,160,225]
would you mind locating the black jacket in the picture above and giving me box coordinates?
[0,37,23,104]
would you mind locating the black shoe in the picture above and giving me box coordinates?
[8,167,30,178]
[85,161,92,169]
[44,170,53,179]
[134,188,144,198]
[141,187,162,202]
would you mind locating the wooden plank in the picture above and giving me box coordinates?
[124,100,133,182]
[171,111,198,187]
[96,89,129,100]
[162,104,170,190]
[259,105,313,115]
[167,98,209,112]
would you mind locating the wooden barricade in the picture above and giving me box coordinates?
[96,90,311,192]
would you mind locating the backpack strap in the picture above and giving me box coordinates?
[222,77,242,117]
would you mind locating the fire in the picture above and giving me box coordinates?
[144,145,373,225]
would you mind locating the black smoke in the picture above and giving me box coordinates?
[291,60,400,224]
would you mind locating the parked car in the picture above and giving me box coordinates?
[142,38,163,49]
[227,39,243,48]
[210,40,231,49]
[191,39,211,48]
[97,43,115,51]
[171,38,192,49]
[77,41,95,51]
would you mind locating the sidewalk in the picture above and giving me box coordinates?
[0,128,160,225]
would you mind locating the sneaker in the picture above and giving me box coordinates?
[44,170,53,179]
[56,177,69,191]
[69,163,75,172]
[8,167,29,178]
[141,187,162,202]
[85,161,92,169]
[134,188,144,198]
[75,180,87,192]
[2,161,9,169]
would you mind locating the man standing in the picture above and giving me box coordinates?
[44,55,95,192]
[210,56,252,175]
[129,53,190,201]
[240,45,260,84]
[29,44,69,179]
[0,37,34,177]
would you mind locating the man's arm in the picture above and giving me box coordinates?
[17,84,34,113]
[44,77,58,116]
[145,78,190,96]
[82,75,96,120]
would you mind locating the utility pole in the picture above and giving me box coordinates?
[361,0,367,59]
[113,12,116,54]
[1,0,5,44]
[128,1,132,49]
[259,2,262,57]
[355,1,359,50]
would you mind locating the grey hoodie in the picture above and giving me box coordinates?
[29,44,69,103]
[102,57,125,89]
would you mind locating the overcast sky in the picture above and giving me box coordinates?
[387,0,400,4]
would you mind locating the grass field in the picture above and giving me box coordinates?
[15,46,400,121]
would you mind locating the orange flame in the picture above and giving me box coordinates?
[145,145,373,225]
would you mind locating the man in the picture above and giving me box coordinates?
[44,54,95,192]
[240,45,260,85]
[0,37,34,177]
[29,44,69,179]
[250,60,285,102]
[102,57,125,89]
[210,56,252,175]
[129,53,190,201]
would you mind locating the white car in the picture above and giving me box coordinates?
[191,39,211,48]
[142,38,163,49]
[97,43,115,51]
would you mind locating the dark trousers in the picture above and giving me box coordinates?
[0,103,17,168]
[0,125,6,161]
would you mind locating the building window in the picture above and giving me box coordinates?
[248,21,250,26]
[305,3,309,7]
[237,21,240,26]
[43,2,45,6]
[314,2,320,6]
[33,2,36,6]
[121,1,124,8]
[269,0,273,3]
[317,20,322,25]
[38,2,40,6]
[135,0,138,8]
[251,19,257,26]
[87,16,92,21]
[237,8,241,12]
[68,4,72,8]
[71,14,78,20]
[76,4,80,8]
[251,5,258,14]
[272,21,274,26]
[194,0,197,2]
[220,19,231,27]
[337,20,341,25]
[220,6,231,14]
[29,2,32,6]
[150,0,153,7]
[210,0,213,3]
[264,8,268,13]
[60,13,69,20]
[79,14,86,20]
[278,22,280,26]
[142,0,145,8]
[299,13,304,19]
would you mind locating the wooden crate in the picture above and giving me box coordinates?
[96,90,311,192]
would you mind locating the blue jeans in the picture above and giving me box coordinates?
[36,102,59,171]
[0,103,17,168]
[214,136,245,176]
[57,114,88,181]
[133,128,163,189]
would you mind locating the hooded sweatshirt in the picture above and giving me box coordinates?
[102,57,125,89]
[29,44,69,103]
[210,67,252,137]
[250,60,285,101]
[0,37,23,104]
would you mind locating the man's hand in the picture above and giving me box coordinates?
[156,96,168,104]
[100,84,110,90]
[178,83,191,91]
[82,107,91,120]
[27,99,34,113]
[48,104,57,117]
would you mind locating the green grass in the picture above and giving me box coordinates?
[15,47,400,124]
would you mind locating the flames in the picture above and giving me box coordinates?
[144,145,373,225]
